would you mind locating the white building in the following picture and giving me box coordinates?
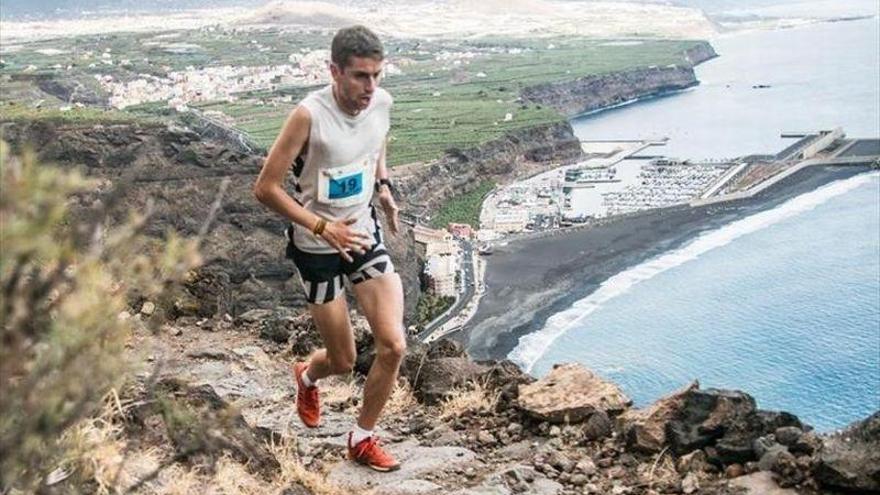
[412,224,458,259]
[492,208,529,233]
[424,254,458,298]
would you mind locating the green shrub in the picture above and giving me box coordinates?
[415,293,456,328]
[0,143,201,491]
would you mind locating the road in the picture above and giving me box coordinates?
[417,240,476,342]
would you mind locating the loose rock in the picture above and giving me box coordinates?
[517,363,631,424]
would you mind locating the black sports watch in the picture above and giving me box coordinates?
[375,178,394,193]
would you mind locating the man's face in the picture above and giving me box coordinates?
[331,55,384,112]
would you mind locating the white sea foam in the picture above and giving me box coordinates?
[509,171,880,373]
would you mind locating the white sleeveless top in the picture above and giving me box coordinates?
[291,85,392,254]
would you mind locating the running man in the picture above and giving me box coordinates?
[253,25,405,472]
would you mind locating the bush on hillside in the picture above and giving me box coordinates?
[0,142,201,491]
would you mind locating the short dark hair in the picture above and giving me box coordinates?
[331,25,384,69]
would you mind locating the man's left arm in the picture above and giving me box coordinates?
[375,140,399,234]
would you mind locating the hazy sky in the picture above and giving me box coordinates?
[1,0,875,20]
[0,0,265,19]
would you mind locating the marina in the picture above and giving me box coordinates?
[479,130,879,238]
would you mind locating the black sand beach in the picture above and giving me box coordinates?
[460,164,874,362]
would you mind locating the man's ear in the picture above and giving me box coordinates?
[329,62,342,80]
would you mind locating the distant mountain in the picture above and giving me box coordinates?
[668,0,808,13]
[0,0,266,20]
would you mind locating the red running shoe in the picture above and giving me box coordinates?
[347,433,401,472]
[293,362,320,428]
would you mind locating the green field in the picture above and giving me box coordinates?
[195,37,701,166]
[429,180,496,229]
[2,30,704,167]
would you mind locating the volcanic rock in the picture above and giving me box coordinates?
[815,411,880,493]
[517,363,631,423]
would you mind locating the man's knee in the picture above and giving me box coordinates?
[376,335,406,364]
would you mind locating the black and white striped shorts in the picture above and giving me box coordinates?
[285,223,395,305]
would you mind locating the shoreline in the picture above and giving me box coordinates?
[459,164,874,363]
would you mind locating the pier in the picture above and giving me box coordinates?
[692,130,879,207]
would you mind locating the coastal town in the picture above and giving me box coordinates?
[413,128,878,337]
[97,53,331,110]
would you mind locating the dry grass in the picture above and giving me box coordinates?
[382,379,419,418]
[66,434,355,494]
[268,438,353,495]
[316,375,418,419]
[149,465,202,495]
[53,390,354,495]
[210,456,268,494]
[320,376,360,410]
[438,381,500,420]
[61,400,162,494]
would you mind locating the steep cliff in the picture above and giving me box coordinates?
[0,115,579,322]
[520,41,717,118]
[683,40,719,66]
[521,65,700,118]
[395,121,584,214]
[0,119,423,320]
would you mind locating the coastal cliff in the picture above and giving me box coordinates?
[522,65,702,118]
[399,41,718,216]
[521,41,716,118]
[0,115,584,323]
[682,40,719,66]
[395,120,584,214]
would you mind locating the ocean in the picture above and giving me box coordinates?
[569,17,880,160]
[512,17,880,432]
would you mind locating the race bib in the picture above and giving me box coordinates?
[317,159,371,207]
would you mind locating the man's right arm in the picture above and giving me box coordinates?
[253,105,318,230]
[253,105,370,261]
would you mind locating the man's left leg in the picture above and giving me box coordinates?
[347,272,406,471]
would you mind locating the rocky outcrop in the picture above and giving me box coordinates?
[815,411,880,493]
[621,381,699,454]
[521,65,702,118]
[620,385,807,467]
[517,363,632,423]
[398,340,489,406]
[32,74,108,106]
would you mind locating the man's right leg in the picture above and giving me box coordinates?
[294,295,356,428]
[303,296,357,381]
[289,240,359,426]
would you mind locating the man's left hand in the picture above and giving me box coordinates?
[378,187,399,234]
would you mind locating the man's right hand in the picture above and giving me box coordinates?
[320,218,372,262]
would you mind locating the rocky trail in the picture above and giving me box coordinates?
[117,306,879,495]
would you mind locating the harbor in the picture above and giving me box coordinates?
[420,129,879,345]
[479,129,879,240]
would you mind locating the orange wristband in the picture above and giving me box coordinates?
[312,218,327,236]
